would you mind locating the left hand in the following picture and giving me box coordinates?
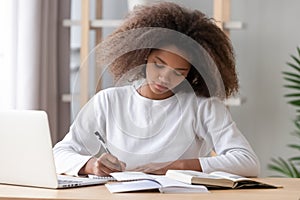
[130,159,202,175]
[130,162,172,174]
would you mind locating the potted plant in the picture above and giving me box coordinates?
[268,47,300,177]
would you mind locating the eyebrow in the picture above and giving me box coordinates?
[154,56,189,71]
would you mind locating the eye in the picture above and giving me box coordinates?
[154,62,165,69]
[173,70,183,77]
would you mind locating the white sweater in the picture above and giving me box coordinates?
[53,85,260,176]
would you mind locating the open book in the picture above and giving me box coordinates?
[105,172,208,193]
[166,170,280,189]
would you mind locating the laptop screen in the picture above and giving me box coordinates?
[0,110,58,188]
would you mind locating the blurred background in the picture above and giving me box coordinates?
[0,0,300,177]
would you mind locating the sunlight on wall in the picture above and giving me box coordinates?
[0,1,15,109]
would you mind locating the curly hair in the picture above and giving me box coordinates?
[96,2,238,99]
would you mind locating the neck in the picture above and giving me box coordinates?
[137,84,174,100]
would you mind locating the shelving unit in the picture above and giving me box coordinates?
[62,0,245,107]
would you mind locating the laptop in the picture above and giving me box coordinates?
[0,110,108,189]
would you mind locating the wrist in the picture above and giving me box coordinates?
[171,159,202,171]
[79,157,97,175]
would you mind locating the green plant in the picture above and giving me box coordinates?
[268,47,300,177]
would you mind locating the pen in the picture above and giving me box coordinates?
[94,131,125,172]
[94,131,111,154]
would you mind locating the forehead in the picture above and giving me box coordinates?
[149,46,191,68]
[150,45,188,58]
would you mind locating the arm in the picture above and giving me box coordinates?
[53,125,97,176]
[53,94,126,176]
[197,98,260,177]
[133,98,259,176]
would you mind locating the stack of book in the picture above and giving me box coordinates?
[90,170,279,193]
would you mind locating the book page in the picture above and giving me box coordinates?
[173,170,224,179]
[110,172,153,181]
[210,171,251,182]
[155,176,205,188]
[105,180,160,193]
[105,176,208,193]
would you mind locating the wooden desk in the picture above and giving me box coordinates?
[0,178,299,200]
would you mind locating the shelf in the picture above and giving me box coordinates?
[223,21,244,29]
[62,19,123,28]
[63,19,243,30]
[91,19,123,28]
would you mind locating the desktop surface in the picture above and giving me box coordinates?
[0,178,299,200]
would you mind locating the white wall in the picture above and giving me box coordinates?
[180,0,300,177]
[154,0,300,177]
[229,0,300,176]
[98,0,300,177]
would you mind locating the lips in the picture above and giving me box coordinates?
[154,83,168,91]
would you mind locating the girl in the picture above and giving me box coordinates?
[53,2,260,177]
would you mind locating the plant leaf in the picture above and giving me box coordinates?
[289,162,300,178]
[287,62,300,72]
[287,99,300,106]
[270,158,284,167]
[284,85,300,90]
[289,156,300,162]
[288,144,300,151]
[282,71,300,79]
[291,130,300,138]
[268,164,289,176]
[268,164,291,177]
[269,158,294,177]
[291,55,300,66]
[294,120,300,129]
[269,47,300,177]
[284,93,300,97]
[283,77,300,85]
[278,157,295,176]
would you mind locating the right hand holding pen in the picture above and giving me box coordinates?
[92,153,126,176]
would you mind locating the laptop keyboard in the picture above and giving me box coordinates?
[57,175,107,188]
[58,178,84,187]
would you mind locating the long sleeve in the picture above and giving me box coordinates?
[52,128,94,176]
[53,96,105,176]
[53,86,260,177]
[197,98,260,177]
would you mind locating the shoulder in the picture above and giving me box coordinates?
[94,85,133,99]
[175,92,226,109]
[90,85,133,111]
[196,97,225,108]
[195,97,229,119]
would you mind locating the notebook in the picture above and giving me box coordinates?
[105,172,208,193]
[0,110,108,189]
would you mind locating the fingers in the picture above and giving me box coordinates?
[93,153,126,176]
[93,160,114,176]
[104,154,123,171]
[130,162,172,175]
[120,161,126,171]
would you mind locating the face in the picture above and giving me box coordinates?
[143,46,191,99]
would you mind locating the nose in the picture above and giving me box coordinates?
[158,68,173,83]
